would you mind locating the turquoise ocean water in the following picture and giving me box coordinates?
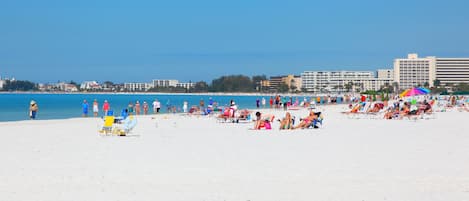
[0,93,339,122]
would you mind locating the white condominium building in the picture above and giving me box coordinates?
[394,54,436,89]
[377,69,394,79]
[436,58,469,85]
[176,82,195,89]
[301,71,392,92]
[394,53,469,88]
[152,79,179,88]
[124,82,153,91]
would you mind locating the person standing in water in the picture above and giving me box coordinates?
[135,101,141,115]
[29,100,39,120]
[82,99,89,117]
[92,99,99,117]
[143,101,149,115]
[102,100,110,116]
[183,100,188,113]
[127,102,134,115]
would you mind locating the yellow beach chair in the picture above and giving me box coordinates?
[99,116,115,135]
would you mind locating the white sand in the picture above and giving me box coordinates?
[1,105,469,201]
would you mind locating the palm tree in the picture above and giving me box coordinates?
[392,82,399,94]
[345,82,353,92]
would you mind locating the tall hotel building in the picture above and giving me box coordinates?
[393,54,436,89]
[394,54,469,88]
[435,58,469,85]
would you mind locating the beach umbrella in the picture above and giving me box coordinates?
[400,87,430,97]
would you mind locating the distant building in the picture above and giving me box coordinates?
[268,76,284,91]
[260,80,271,91]
[264,75,302,92]
[394,54,436,89]
[282,75,302,91]
[394,53,469,88]
[80,81,101,90]
[301,71,391,93]
[0,80,5,90]
[152,79,179,88]
[377,69,394,80]
[57,82,78,92]
[0,76,12,90]
[124,82,153,91]
[176,82,195,89]
[435,57,469,85]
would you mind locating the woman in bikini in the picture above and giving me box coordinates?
[279,112,293,130]
[293,111,317,129]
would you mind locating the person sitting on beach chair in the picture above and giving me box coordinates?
[293,111,318,129]
[383,106,399,119]
[342,103,361,114]
[217,107,233,121]
[309,112,324,128]
[234,109,251,123]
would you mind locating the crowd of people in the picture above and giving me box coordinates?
[27,94,468,126]
[342,95,469,120]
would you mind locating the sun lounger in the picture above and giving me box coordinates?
[99,116,115,135]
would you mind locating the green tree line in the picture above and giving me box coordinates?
[1,80,37,91]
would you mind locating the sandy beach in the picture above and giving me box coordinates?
[1,105,469,201]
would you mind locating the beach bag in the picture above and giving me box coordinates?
[264,121,271,130]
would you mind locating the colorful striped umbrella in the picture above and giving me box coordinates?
[400,87,430,97]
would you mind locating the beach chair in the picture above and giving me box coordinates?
[307,112,324,129]
[217,107,236,123]
[234,109,251,123]
[99,116,115,135]
[114,116,137,136]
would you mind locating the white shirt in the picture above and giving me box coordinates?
[153,101,160,109]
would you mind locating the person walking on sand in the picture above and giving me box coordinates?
[143,101,149,115]
[256,98,260,108]
[92,99,99,117]
[29,100,39,120]
[261,97,266,108]
[102,100,110,116]
[82,99,89,117]
[135,101,141,115]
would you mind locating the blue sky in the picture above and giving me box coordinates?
[1,0,468,83]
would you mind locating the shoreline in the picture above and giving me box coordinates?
[0,91,366,97]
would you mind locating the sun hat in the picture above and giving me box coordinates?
[30,100,36,105]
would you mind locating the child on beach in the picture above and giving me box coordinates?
[29,100,39,120]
